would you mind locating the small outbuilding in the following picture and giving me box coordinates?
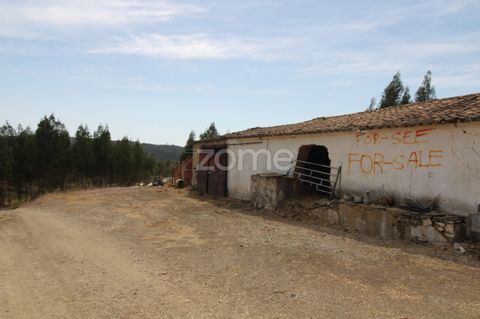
[192,93,480,234]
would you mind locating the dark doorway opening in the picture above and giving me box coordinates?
[295,145,331,196]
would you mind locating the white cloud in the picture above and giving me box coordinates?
[300,30,480,78]
[2,0,479,93]
[434,74,480,88]
[428,63,480,89]
[0,0,204,32]
[307,0,480,34]
[90,33,295,60]
[394,42,477,58]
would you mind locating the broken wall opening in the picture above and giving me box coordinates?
[295,145,332,196]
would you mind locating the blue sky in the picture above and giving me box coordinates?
[1,0,479,145]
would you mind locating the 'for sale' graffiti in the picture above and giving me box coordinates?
[355,128,434,146]
[348,150,443,175]
[348,128,444,175]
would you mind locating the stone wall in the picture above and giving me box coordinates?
[250,173,469,244]
[308,203,467,244]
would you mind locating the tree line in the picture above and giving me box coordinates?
[0,115,157,207]
[367,71,436,110]
[180,122,220,161]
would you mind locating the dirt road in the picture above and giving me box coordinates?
[0,188,479,318]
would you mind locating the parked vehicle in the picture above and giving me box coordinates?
[152,177,164,187]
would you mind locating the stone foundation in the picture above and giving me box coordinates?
[309,203,467,244]
[251,173,469,244]
[396,213,466,243]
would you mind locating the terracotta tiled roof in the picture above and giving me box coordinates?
[221,93,480,140]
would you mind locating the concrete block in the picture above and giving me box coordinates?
[340,204,366,232]
[251,174,295,210]
[364,207,384,238]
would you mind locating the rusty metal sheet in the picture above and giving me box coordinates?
[207,151,227,197]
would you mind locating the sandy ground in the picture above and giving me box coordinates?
[0,187,479,319]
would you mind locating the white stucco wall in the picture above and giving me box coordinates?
[225,122,480,217]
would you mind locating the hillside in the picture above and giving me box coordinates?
[70,138,182,162]
[141,143,183,162]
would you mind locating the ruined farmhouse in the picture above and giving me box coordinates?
[192,93,480,232]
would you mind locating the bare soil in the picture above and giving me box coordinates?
[0,187,479,318]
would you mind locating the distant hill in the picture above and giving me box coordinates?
[70,137,182,162]
[141,143,183,162]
